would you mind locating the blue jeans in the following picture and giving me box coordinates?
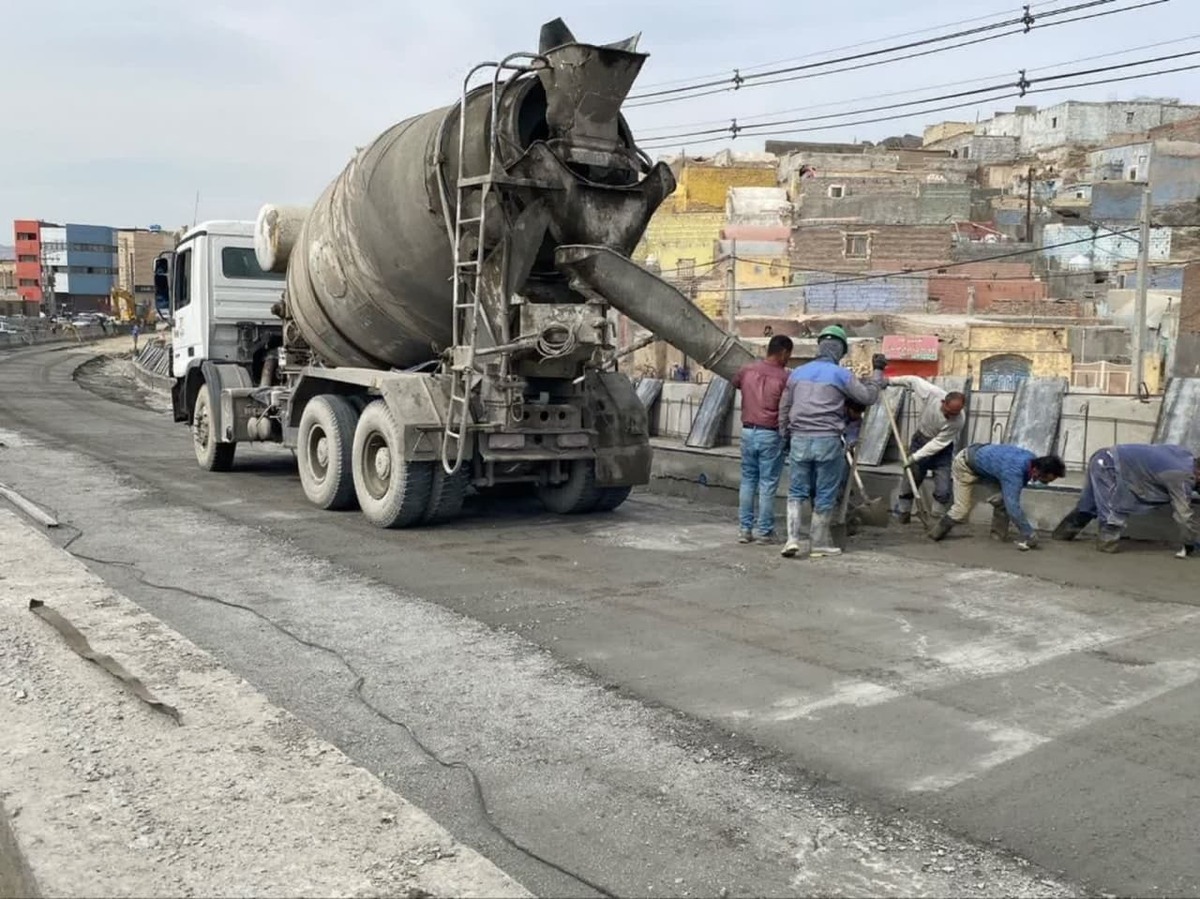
[787,435,846,514]
[739,427,785,534]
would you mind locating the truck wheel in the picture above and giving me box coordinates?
[593,486,633,513]
[193,383,235,472]
[538,459,601,514]
[423,466,469,524]
[297,395,359,510]
[352,400,433,528]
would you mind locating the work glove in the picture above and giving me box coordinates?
[902,456,921,471]
[1015,533,1039,551]
[871,353,888,371]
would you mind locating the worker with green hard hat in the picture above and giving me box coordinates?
[776,323,889,558]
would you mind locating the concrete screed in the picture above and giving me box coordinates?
[2,341,1200,897]
[0,508,528,899]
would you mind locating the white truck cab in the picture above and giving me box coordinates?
[161,221,285,432]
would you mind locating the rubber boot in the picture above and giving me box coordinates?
[1097,524,1122,553]
[810,511,843,557]
[928,515,956,541]
[1051,510,1095,542]
[895,494,913,525]
[781,499,803,558]
[987,495,1010,541]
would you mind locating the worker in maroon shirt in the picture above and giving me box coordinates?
[731,335,794,543]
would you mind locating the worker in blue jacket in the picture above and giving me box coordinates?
[1052,443,1200,556]
[929,443,1066,550]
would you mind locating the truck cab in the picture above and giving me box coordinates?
[160,220,284,424]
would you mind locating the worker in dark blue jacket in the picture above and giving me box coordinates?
[1052,443,1200,556]
[929,443,1066,550]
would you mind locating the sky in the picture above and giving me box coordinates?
[4,0,1195,232]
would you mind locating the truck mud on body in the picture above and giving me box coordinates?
[164,19,754,528]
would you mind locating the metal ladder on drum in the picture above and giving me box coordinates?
[439,55,544,476]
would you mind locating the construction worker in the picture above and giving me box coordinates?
[131,323,140,352]
[929,443,1066,550]
[888,375,966,523]
[777,324,888,558]
[1051,443,1200,556]
[731,334,794,544]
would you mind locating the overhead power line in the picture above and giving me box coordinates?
[682,229,1142,293]
[634,31,1200,137]
[625,0,1166,109]
[636,51,1200,150]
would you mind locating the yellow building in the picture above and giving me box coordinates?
[944,324,1074,385]
[633,157,779,278]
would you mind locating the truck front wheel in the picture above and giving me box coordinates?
[193,383,236,472]
[351,400,433,528]
[297,395,359,510]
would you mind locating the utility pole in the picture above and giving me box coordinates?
[725,239,738,334]
[1132,186,1152,393]
[1024,165,1035,243]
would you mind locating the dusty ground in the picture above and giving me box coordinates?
[0,508,528,898]
[1,340,1197,897]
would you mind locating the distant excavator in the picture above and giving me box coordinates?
[109,287,158,325]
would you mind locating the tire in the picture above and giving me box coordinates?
[538,459,601,515]
[593,485,632,513]
[423,466,469,524]
[297,395,359,510]
[192,383,236,472]
[351,400,433,529]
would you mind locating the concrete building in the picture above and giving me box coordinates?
[974,100,1200,154]
[12,220,119,315]
[1088,140,1200,212]
[789,223,956,273]
[13,220,43,306]
[1040,223,1172,269]
[922,132,1022,166]
[117,227,176,303]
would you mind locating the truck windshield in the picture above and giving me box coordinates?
[221,247,284,281]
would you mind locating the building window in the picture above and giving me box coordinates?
[15,232,37,241]
[18,278,39,287]
[675,258,696,280]
[1051,117,1058,128]
[844,233,870,259]
[828,184,846,199]
[17,254,37,263]
[961,146,971,160]
[1075,190,1085,199]
[1126,111,1136,125]
[1129,167,1138,181]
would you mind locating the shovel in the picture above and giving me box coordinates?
[883,397,932,527]
[845,449,890,528]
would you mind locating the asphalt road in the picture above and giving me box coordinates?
[3,342,1199,897]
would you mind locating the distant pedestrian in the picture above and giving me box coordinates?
[1052,443,1200,556]
[777,325,888,558]
[131,324,140,352]
[732,334,794,544]
[888,375,966,522]
[929,444,1065,550]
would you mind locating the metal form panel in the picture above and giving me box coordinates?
[635,377,663,410]
[1004,377,1068,456]
[856,387,905,467]
[685,376,735,449]
[1153,378,1200,453]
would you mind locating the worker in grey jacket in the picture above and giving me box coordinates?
[1052,443,1200,555]
[777,324,888,558]
[888,375,966,522]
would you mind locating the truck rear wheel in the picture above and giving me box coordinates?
[593,486,633,513]
[423,466,469,524]
[193,383,236,472]
[297,395,359,510]
[352,400,433,528]
[538,459,601,515]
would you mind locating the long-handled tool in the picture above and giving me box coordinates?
[882,398,931,527]
[844,449,890,528]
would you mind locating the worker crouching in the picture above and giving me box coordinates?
[928,443,1066,550]
[1051,443,1200,557]
[777,325,888,558]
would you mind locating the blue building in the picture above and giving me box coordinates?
[39,222,118,314]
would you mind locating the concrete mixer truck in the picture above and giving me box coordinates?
[164,18,755,528]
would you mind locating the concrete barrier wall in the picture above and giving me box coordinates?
[0,325,112,349]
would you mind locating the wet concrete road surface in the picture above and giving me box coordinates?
[2,343,1199,897]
